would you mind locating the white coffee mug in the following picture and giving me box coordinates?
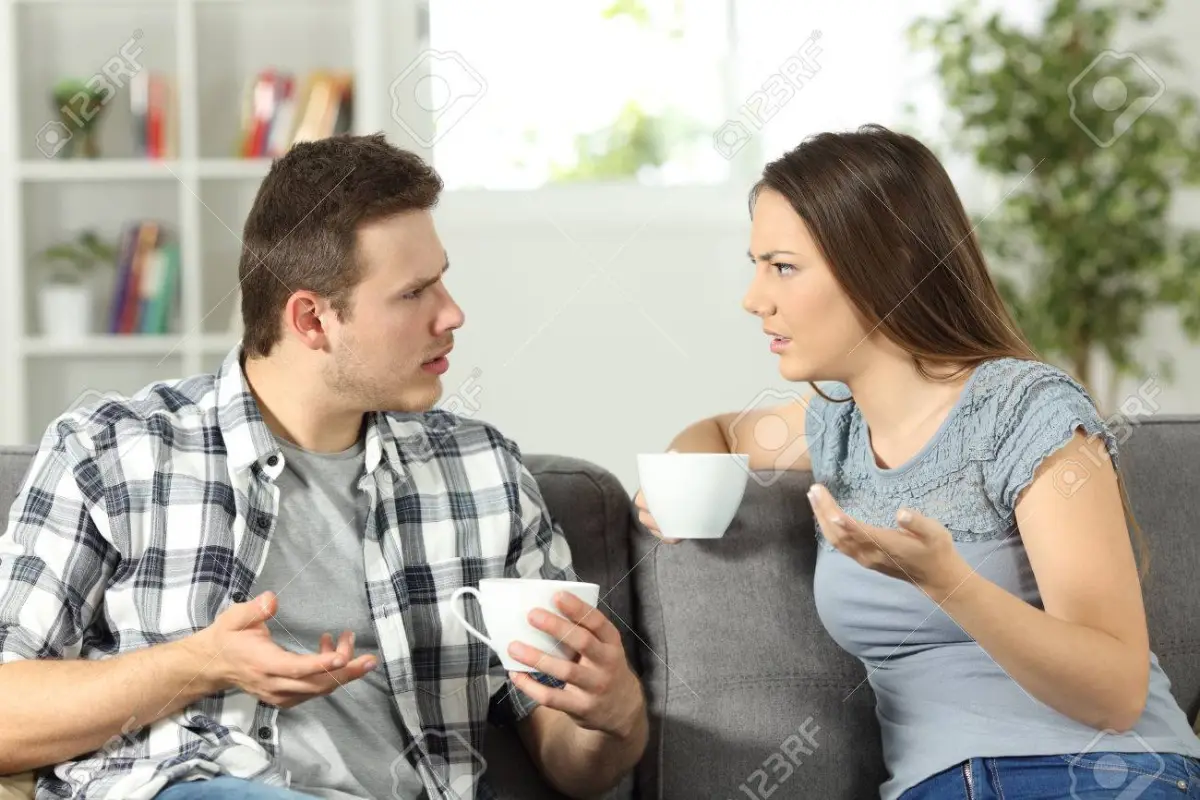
[449,578,601,672]
[636,452,750,539]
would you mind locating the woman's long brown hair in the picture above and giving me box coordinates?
[750,123,1148,576]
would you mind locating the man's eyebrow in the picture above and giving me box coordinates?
[397,258,450,294]
[747,249,799,261]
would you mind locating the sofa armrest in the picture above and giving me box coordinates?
[0,772,34,800]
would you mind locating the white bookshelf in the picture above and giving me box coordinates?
[1,0,417,445]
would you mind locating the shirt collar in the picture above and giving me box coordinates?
[214,343,407,479]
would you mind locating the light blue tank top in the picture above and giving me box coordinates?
[805,357,1200,799]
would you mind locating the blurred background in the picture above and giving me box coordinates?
[1,0,1198,491]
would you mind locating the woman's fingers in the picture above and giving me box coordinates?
[635,490,680,543]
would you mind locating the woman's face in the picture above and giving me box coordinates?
[743,188,871,382]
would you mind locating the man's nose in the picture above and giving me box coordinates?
[437,287,465,333]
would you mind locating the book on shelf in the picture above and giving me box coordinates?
[130,72,177,158]
[107,220,181,335]
[238,69,354,158]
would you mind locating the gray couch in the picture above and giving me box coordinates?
[2,416,1199,799]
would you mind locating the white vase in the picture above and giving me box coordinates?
[39,283,93,338]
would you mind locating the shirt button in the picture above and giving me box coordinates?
[257,726,271,739]
[256,513,271,530]
[232,591,248,603]
[1178,779,1188,790]
[266,455,278,467]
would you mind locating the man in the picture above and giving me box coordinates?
[0,133,648,799]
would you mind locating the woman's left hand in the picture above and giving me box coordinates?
[807,483,971,603]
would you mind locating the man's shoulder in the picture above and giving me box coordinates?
[382,410,526,462]
[48,371,218,454]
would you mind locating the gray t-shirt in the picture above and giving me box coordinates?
[806,358,1200,800]
[248,435,425,800]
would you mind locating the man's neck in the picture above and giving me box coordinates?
[241,352,365,453]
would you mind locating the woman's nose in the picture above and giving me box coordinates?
[742,275,774,317]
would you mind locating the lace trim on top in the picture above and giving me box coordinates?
[809,359,1118,551]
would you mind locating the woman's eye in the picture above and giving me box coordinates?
[772,262,796,275]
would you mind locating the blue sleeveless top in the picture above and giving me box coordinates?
[804,357,1200,799]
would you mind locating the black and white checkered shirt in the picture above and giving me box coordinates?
[0,345,576,800]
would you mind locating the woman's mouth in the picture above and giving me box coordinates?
[767,334,792,353]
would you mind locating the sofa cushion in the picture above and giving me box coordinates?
[632,469,888,799]
[1115,416,1200,724]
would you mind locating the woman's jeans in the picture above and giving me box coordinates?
[157,777,316,799]
[901,752,1200,799]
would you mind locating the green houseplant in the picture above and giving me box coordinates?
[50,78,110,159]
[909,0,1200,408]
[34,230,118,338]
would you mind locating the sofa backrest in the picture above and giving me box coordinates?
[631,415,1200,799]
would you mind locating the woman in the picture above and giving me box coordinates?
[636,124,1200,799]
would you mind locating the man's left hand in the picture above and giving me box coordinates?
[507,591,644,740]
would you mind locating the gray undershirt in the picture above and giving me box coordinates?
[249,435,425,800]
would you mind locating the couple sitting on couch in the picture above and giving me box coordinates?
[1,128,1198,800]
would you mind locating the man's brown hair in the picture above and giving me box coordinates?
[237,132,443,358]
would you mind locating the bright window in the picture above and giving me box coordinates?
[422,0,1026,191]
[426,0,736,190]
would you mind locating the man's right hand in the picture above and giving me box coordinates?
[187,591,377,708]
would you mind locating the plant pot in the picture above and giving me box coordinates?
[39,282,93,338]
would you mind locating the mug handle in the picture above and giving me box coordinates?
[449,586,497,652]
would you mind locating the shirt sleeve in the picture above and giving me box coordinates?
[983,368,1120,519]
[487,447,576,726]
[0,425,116,664]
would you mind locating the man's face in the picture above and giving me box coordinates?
[323,209,464,413]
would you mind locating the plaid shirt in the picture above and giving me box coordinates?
[0,345,576,800]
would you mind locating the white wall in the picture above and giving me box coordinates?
[5,0,1199,495]
[427,1,1200,493]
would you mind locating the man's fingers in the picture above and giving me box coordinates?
[507,671,589,717]
[227,591,277,630]
[263,647,348,680]
[526,607,605,660]
[336,631,354,662]
[507,645,604,692]
[551,591,622,647]
[266,654,378,695]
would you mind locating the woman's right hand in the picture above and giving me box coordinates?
[634,489,680,544]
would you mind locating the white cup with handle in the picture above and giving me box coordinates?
[636,452,751,539]
[449,578,601,672]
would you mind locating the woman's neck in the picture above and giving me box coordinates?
[843,352,977,467]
